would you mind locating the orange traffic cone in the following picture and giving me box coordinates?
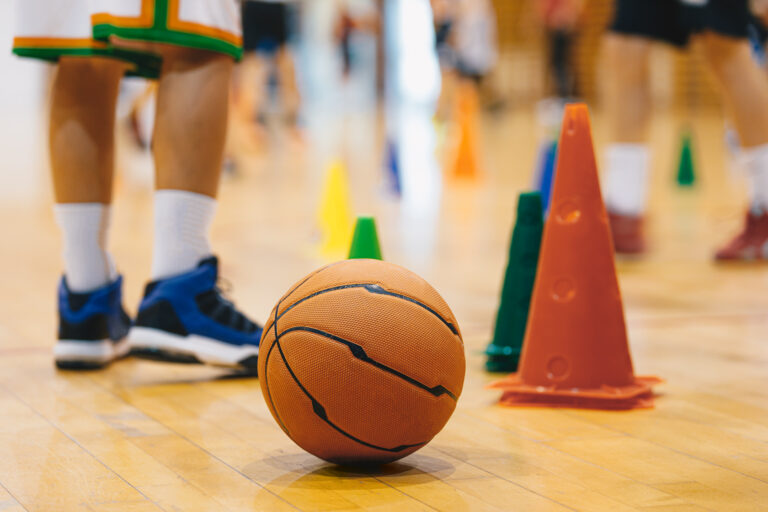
[489,104,661,410]
[448,81,481,180]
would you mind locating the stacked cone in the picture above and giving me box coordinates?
[489,104,661,410]
[348,217,383,260]
[448,81,481,180]
[485,192,544,372]
[318,160,354,257]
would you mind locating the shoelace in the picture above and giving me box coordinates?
[211,277,261,333]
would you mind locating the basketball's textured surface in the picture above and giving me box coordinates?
[258,259,466,465]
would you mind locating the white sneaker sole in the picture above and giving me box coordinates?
[128,327,260,368]
[54,338,130,367]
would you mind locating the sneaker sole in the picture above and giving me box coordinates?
[54,338,130,370]
[128,327,260,370]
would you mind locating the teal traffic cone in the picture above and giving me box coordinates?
[348,217,383,260]
[485,192,544,373]
[676,130,696,187]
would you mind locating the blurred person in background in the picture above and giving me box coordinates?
[334,0,379,80]
[234,0,303,147]
[538,0,584,100]
[12,0,262,369]
[452,0,498,87]
[430,0,458,121]
[602,0,768,260]
[431,0,499,123]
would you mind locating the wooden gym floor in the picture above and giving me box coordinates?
[0,107,767,512]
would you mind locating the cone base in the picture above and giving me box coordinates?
[490,374,662,410]
[485,355,520,373]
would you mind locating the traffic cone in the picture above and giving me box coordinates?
[489,104,661,410]
[318,160,354,257]
[535,139,558,213]
[485,192,544,372]
[384,139,402,196]
[448,81,481,180]
[676,130,696,187]
[348,216,383,260]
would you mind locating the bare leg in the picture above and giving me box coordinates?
[50,57,125,203]
[275,46,301,124]
[699,32,768,149]
[232,51,270,151]
[601,33,653,253]
[604,33,652,144]
[236,52,269,123]
[153,47,233,197]
[699,32,768,260]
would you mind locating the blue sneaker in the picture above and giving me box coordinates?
[56,276,131,369]
[129,257,262,369]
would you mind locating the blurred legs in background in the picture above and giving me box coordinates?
[233,0,302,154]
[602,0,768,260]
[602,33,652,254]
[699,32,768,260]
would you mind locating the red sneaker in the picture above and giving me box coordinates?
[715,210,768,261]
[607,211,646,255]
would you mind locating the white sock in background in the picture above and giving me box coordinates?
[602,144,651,216]
[54,203,117,292]
[151,190,216,280]
[740,144,768,214]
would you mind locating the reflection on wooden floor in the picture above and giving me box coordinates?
[0,108,767,512]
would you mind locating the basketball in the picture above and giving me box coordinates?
[257,259,466,465]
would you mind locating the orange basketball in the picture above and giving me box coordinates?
[258,259,466,465]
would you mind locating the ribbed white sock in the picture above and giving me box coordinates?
[740,144,768,214]
[602,144,651,216]
[54,203,117,292]
[151,190,216,280]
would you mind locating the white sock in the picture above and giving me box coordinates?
[151,190,216,280]
[740,144,768,214]
[54,203,117,292]
[602,144,651,216]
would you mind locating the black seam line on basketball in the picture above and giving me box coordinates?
[278,326,458,401]
[262,335,291,436]
[278,261,344,309]
[263,283,459,337]
[273,335,427,453]
[263,303,291,436]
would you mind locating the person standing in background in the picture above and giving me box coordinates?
[538,0,584,99]
[602,0,768,260]
[235,0,303,145]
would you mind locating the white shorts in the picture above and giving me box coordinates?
[13,0,242,78]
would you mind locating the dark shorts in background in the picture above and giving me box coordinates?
[610,0,751,46]
[241,1,291,54]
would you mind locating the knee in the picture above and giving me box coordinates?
[604,33,650,84]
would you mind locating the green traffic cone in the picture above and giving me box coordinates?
[348,217,383,260]
[485,192,544,373]
[676,130,696,187]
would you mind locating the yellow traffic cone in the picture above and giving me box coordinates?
[318,160,354,258]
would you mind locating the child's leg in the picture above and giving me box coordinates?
[699,32,768,260]
[150,47,232,280]
[50,57,125,291]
